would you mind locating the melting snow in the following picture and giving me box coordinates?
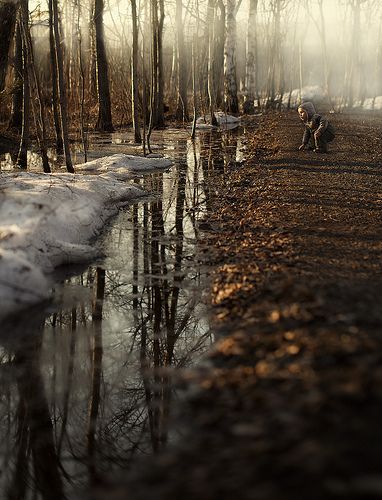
[196,112,240,128]
[0,154,172,319]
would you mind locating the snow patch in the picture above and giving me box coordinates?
[76,153,172,175]
[360,96,382,111]
[282,86,325,108]
[0,154,173,319]
[196,112,240,128]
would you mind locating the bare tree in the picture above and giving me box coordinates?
[48,0,63,154]
[8,18,23,132]
[207,0,218,125]
[224,0,239,112]
[131,0,141,143]
[244,0,258,112]
[0,0,16,92]
[52,0,74,172]
[176,0,189,121]
[94,0,114,131]
[344,0,368,107]
[20,0,51,173]
[16,7,30,169]
[266,0,287,108]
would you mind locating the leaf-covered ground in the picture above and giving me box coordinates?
[93,110,382,500]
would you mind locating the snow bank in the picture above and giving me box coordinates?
[282,86,325,108]
[0,154,173,319]
[76,153,172,176]
[359,96,382,111]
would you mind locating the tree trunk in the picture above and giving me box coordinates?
[0,0,16,92]
[244,0,258,112]
[318,0,330,99]
[52,0,74,172]
[147,0,159,149]
[191,36,197,139]
[346,0,364,107]
[131,0,141,143]
[48,0,63,154]
[224,0,239,113]
[266,0,281,108]
[94,0,114,131]
[89,3,97,98]
[77,1,88,161]
[17,15,30,169]
[8,19,23,132]
[157,0,165,126]
[214,0,225,108]
[175,0,188,121]
[20,0,51,173]
[207,0,218,125]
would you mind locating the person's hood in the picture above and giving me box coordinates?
[298,101,316,120]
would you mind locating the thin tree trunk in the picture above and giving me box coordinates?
[267,0,283,108]
[175,0,188,121]
[224,0,239,113]
[19,0,51,173]
[214,0,225,108]
[16,14,30,169]
[77,0,88,161]
[156,0,165,126]
[191,36,197,139]
[131,0,141,143]
[52,0,74,172]
[48,0,63,154]
[94,0,114,131]
[207,0,218,125]
[147,0,158,149]
[318,0,330,98]
[89,3,97,97]
[8,19,23,132]
[0,0,16,92]
[244,0,258,113]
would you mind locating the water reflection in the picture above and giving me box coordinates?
[0,126,246,497]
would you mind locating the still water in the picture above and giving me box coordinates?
[0,126,246,498]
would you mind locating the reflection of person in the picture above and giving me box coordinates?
[298,101,335,153]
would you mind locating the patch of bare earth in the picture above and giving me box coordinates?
[93,111,382,500]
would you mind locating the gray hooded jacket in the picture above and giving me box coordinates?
[298,101,334,145]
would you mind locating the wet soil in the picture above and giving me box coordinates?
[86,111,380,499]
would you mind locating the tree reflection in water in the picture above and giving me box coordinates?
[0,129,243,497]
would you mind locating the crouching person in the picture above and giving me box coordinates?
[298,101,335,153]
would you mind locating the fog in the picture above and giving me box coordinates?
[11,0,382,127]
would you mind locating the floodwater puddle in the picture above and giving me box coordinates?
[0,126,246,497]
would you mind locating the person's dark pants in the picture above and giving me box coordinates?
[308,129,335,153]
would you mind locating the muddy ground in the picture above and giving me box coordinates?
[3,110,381,499]
[4,110,377,500]
[89,109,382,500]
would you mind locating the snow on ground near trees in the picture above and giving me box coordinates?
[196,112,241,128]
[76,153,172,175]
[0,154,172,320]
[282,86,325,108]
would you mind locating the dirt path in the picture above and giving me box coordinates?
[93,111,382,500]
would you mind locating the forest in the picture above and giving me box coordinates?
[0,0,381,169]
[1,0,382,499]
